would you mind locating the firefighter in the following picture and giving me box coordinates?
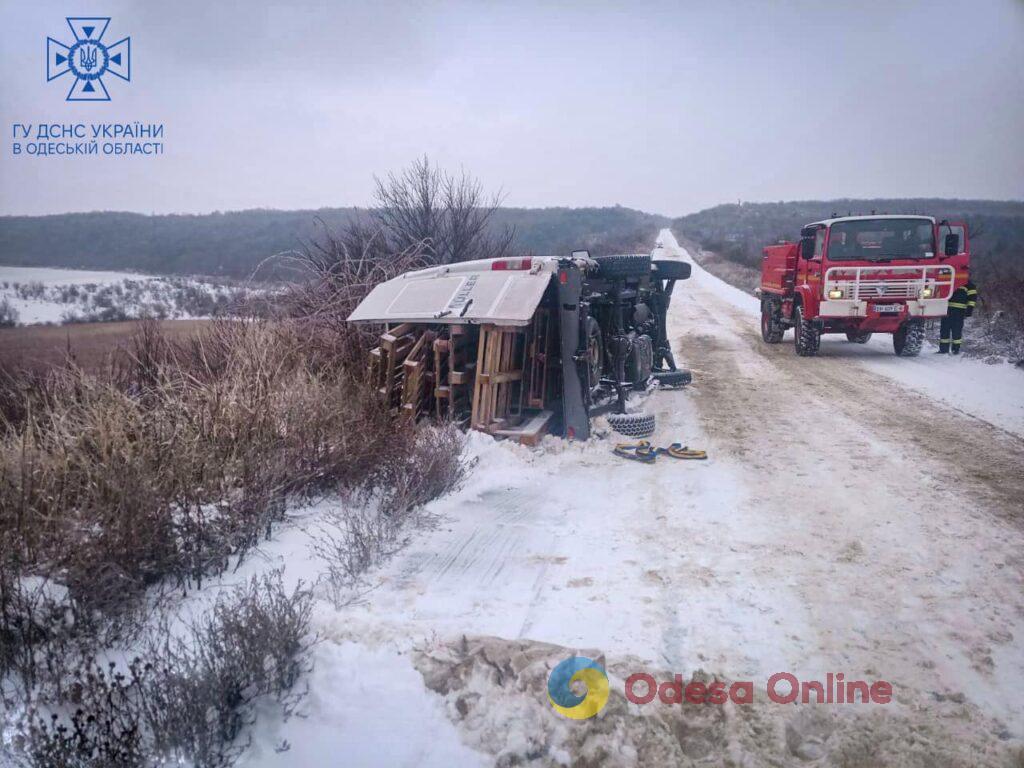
[938,274,977,355]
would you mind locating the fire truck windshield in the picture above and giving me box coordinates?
[827,219,935,261]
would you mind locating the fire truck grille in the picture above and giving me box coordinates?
[823,265,956,302]
[835,280,919,300]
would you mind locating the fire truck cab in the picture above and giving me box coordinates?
[759,215,970,356]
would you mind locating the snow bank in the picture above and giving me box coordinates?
[244,641,488,768]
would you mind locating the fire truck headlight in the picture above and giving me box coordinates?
[920,287,934,299]
[828,289,844,300]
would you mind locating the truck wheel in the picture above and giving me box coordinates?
[760,301,785,343]
[793,305,820,357]
[628,334,654,389]
[893,321,924,357]
[585,317,604,392]
[607,411,656,438]
[845,331,872,344]
[592,254,652,278]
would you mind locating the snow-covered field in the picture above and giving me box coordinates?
[0,265,251,324]
[229,231,1024,765]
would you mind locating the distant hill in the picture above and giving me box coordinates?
[672,198,1024,273]
[0,206,668,280]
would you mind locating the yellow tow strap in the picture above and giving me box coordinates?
[663,443,708,460]
[612,441,708,462]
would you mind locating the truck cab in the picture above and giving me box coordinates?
[759,215,970,356]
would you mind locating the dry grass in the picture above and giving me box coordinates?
[0,319,212,376]
[1,231,468,696]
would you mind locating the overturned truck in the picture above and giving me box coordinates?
[347,251,691,442]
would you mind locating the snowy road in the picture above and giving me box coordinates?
[247,230,1024,767]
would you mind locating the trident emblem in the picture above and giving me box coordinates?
[79,44,98,72]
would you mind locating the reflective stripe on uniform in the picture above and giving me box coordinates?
[952,339,963,345]
[939,338,951,343]
[966,289,977,295]
[948,302,968,309]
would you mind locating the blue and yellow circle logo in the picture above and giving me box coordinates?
[547,656,609,719]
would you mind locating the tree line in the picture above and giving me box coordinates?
[0,172,666,281]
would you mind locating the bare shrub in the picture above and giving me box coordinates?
[0,296,19,327]
[281,224,432,371]
[312,423,469,605]
[16,570,313,768]
[373,155,513,265]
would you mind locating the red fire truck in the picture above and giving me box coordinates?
[759,215,970,356]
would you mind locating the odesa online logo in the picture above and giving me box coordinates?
[547,656,610,720]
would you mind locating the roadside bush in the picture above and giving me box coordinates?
[0,296,18,326]
[17,571,313,768]
[0,320,409,682]
[312,423,470,604]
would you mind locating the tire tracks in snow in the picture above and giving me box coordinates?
[667,238,1024,735]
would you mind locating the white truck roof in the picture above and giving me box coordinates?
[347,256,562,326]
[811,214,936,227]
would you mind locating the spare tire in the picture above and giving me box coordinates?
[607,411,656,438]
[653,369,691,387]
[592,254,652,278]
[652,260,691,280]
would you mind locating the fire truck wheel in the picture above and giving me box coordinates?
[845,331,873,344]
[761,303,785,343]
[793,305,820,357]
[592,254,653,278]
[607,411,656,438]
[893,321,924,357]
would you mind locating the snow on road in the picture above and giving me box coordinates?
[243,230,1024,766]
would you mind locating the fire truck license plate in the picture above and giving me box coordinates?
[873,303,902,313]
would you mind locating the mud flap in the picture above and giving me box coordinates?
[557,262,590,441]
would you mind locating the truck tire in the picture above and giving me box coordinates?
[652,260,691,281]
[793,305,820,357]
[846,331,872,344]
[893,321,924,357]
[760,300,785,343]
[585,317,604,393]
[627,334,654,388]
[607,411,656,438]
[592,254,652,279]
[653,369,691,387]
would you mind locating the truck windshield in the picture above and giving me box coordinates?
[827,219,935,261]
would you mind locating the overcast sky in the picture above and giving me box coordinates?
[1,0,1022,217]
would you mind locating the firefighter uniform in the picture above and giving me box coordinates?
[939,283,974,354]
[965,280,978,318]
